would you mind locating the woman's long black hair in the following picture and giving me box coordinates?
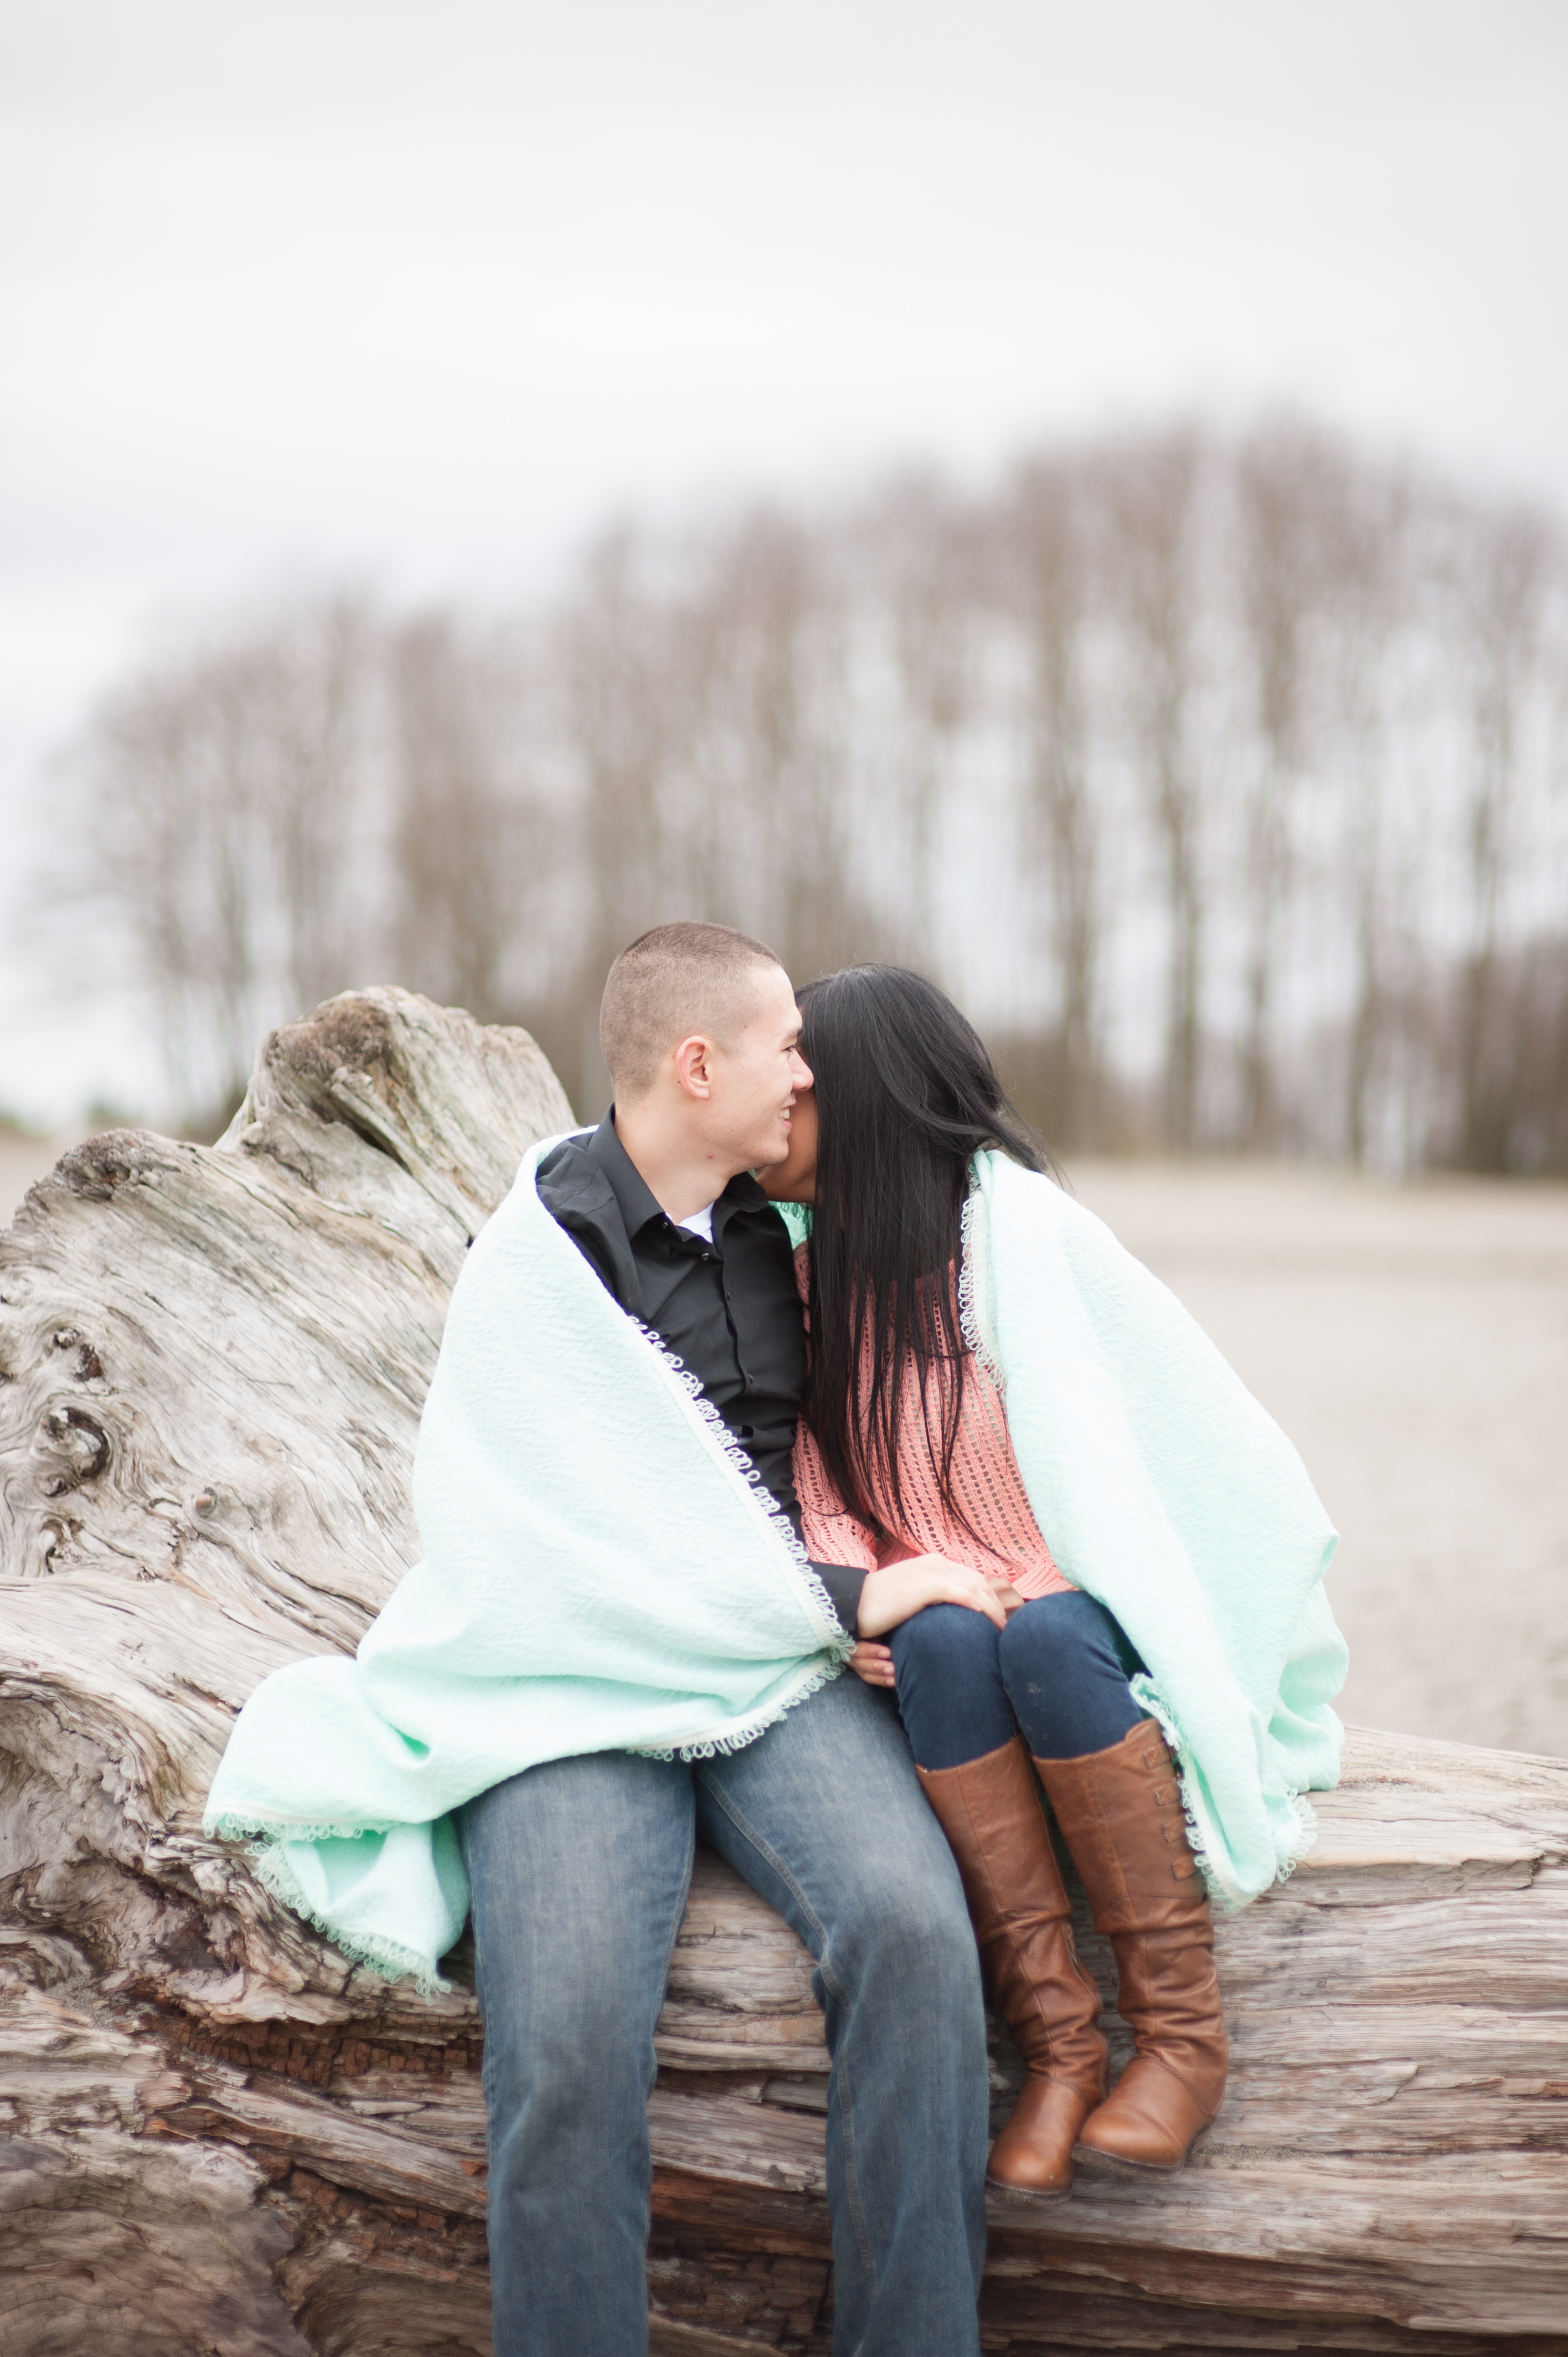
[798,964,1051,1552]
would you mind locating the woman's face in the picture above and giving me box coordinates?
[759,1076,818,1204]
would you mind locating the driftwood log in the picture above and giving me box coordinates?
[2,987,1565,2357]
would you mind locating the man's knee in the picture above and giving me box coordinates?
[522,1954,656,2072]
[483,1949,657,2148]
[831,1852,982,2015]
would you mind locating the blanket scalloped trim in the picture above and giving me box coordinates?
[633,1644,849,1764]
[1129,1672,1318,1912]
[250,1838,453,1996]
[208,1811,413,1843]
[627,1314,856,1659]
[957,1187,1005,1390]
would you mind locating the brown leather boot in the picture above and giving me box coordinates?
[917,1736,1108,2198]
[1038,1720,1227,2174]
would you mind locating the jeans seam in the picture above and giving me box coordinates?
[649,1812,699,2078]
[832,2041,879,2292]
[694,1771,837,1988]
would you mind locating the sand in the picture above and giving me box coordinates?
[4,1135,1564,1758]
[0,1131,80,1226]
[1067,1159,1568,1759]
[0,1134,85,1226]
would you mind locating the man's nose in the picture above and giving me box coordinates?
[790,1052,813,1087]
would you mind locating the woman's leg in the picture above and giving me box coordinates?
[999,1595,1227,2174]
[888,1603,1107,2199]
[995,1591,1144,1761]
[887,1602,1012,1769]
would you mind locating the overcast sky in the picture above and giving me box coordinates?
[3,0,1566,1120]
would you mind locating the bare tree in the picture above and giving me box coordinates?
[551,528,682,1105]
[670,507,880,986]
[261,597,380,1017]
[1008,455,1102,1147]
[46,416,1568,1171]
[1097,429,1206,1147]
[1449,500,1555,1169]
[863,471,977,966]
[1233,422,1337,1149]
[68,598,378,1128]
[389,611,546,1024]
[1306,454,1422,1163]
[82,651,262,1122]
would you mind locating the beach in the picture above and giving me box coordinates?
[1069,1159,1568,1759]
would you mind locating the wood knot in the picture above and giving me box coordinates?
[38,1404,111,1493]
[51,1329,105,1382]
[239,1120,317,1187]
[55,1130,177,1201]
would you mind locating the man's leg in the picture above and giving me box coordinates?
[697,1672,989,2357]
[458,1750,695,2357]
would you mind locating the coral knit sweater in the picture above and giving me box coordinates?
[791,1252,1074,1597]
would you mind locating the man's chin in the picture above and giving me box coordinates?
[750,1129,794,1173]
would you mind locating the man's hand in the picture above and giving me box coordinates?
[856,1553,1013,1639]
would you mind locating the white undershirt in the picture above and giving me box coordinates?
[677,1201,716,1243]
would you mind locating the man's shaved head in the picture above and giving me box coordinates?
[600,922,786,1099]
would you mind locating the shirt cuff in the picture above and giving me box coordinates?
[809,1559,867,1639]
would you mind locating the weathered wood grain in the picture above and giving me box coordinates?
[2,989,1565,2355]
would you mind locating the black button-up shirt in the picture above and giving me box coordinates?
[535,1111,863,1633]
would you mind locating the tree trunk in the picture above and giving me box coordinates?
[3,989,1565,2355]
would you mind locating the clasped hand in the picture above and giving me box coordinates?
[847,1553,1023,1691]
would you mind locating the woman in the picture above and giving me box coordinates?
[763,965,1344,2202]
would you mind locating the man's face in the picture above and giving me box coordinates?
[708,965,813,1172]
[758,1077,817,1204]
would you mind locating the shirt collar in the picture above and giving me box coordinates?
[588,1109,770,1240]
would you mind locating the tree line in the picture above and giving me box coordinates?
[59,414,1568,1170]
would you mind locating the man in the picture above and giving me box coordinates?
[458,922,993,2357]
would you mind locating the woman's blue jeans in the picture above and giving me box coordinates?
[889,1589,1145,1771]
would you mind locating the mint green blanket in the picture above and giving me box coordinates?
[205,1141,1344,1984]
[961,1152,1344,1906]
[204,1133,850,1984]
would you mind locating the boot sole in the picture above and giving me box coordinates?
[1070,2124,1211,2179]
[985,2172,1074,2202]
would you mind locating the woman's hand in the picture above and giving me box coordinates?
[856,1553,1012,1639]
[848,1640,895,1689]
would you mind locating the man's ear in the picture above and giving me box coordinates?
[673,1034,716,1099]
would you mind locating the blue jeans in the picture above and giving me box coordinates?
[458,1670,989,2357]
[889,1590,1145,1771]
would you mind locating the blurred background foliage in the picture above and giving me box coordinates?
[52,411,1568,1167]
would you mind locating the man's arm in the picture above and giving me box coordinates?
[809,1558,867,1639]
